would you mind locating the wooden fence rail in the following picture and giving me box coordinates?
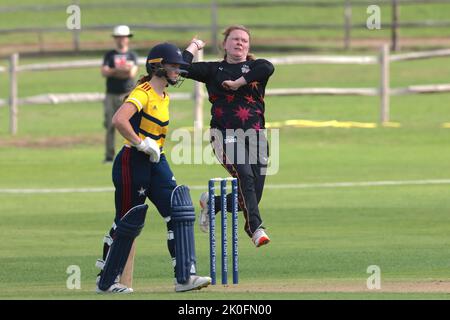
[2,45,450,135]
[390,48,450,61]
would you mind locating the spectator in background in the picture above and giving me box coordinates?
[101,25,138,163]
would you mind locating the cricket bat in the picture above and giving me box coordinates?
[120,240,136,288]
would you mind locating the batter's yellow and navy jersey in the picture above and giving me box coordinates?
[125,82,170,151]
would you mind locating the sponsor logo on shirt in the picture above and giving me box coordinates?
[241,64,250,74]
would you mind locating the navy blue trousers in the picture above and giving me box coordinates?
[112,146,176,221]
[101,146,177,272]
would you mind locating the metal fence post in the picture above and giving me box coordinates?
[344,0,352,50]
[9,53,19,135]
[210,0,219,54]
[380,44,390,124]
[391,0,399,51]
[73,30,81,52]
[72,0,81,52]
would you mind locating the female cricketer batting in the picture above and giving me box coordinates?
[183,26,275,248]
[95,42,211,293]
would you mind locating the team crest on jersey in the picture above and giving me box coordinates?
[241,64,250,74]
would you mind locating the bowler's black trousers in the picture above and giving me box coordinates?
[210,128,269,238]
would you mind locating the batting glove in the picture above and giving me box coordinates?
[134,137,160,163]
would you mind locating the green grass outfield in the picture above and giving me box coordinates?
[1,126,450,300]
[0,52,450,299]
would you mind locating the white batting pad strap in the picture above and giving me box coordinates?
[111,222,117,230]
[103,234,113,246]
[164,216,171,223]
[167,230,174,240]
[172,257,176,267]
[95,259,105,269]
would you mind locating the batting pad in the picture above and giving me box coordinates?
[98,204,148,291]
[171,185,197,284]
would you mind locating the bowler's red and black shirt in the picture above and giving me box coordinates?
[183,51,275,130]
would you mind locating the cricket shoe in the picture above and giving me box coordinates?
[175,275,212,292]
[96,282,134,294]
[198,192,210,233]
[252,228,270,248]
[95,275,133,294]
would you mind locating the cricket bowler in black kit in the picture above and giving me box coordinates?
[183,25,275,247]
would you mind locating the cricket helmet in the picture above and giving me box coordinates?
[146,43,189,85]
